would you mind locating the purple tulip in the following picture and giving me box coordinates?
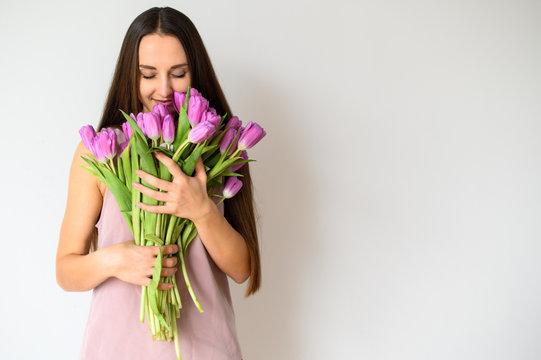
[113,128,128,153]
[162,114,175,144]
[223,177,243,199]
[91,128,118,162]
[135,112,146,136]
[122,122,133,142]
[188,121,216,144]
[153,103,170,120]
[142,112,162,140]
[219,128,237,154]
[226,116,242,130]
[173,92,186,112]
[238,122,266,151]
[129,113,137,121]
[229,127,243,153]
[230,150,249,172]
[187,93,209,126]
[201,107,221,128]
[79,125,97,151]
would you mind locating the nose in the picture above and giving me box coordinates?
[157,74,173,99]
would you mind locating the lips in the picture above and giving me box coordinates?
[154,99,172,105]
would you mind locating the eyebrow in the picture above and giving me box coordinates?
[139,64,188,70]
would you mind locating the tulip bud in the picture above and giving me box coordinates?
[238,122,266,151]
[136,112,146,136]
[91,128,118,162]
[187,93,209,126]
[223,177,243,199]
[153,103,170,120]
[219,128,236,154]
[162,114,175,144]
[188,121,216,144]
[122,122,133,142]
[201,107,221,128]
[230,150,249,172]
[173,92,186,113]
[79,125,97,151]
[113,128,127,153]
[142,112,162,140]
[225,116,242,130]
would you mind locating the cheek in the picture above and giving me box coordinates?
[139,81,151,99]
[172,75,191,93]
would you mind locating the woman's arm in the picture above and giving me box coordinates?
[56,141,179,292]
[133,152,251,284]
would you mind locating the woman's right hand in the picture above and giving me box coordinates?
[106,240,179,290]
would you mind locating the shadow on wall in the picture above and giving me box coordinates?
[227,69,321,358]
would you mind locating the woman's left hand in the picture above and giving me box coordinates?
[133,152,214,221]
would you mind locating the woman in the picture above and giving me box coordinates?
[56,7,260,360]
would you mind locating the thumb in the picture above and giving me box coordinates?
[195,157,207,182]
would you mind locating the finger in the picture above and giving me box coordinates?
[161,267,178,277]
[195,157,207,182]
[147,244,178,256]
[136,201,170,214]
[162,244,179,255]
[154,152,185,179]
[135,169,174,192]
[132,182,169,202]
[162,256,178,267]
[158,282,174,290]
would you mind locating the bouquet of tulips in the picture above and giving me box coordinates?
[78,87,265,360]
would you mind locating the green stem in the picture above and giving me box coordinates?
[172,140,190,162]
[173,310,181,360]
[140,285,147,323]
[180,252,203,312]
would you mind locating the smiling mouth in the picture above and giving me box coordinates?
[154,99,172,105]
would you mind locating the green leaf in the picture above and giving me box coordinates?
[205,152,221,169]
[172,86,191,151]
[122,143,132,187]
[131,147,141,245]
[149,146,174,158]
[80,157,106,183]
[181,143,204,176]
[117,153,125,185]
[201,144,218,157]
[144,234,164,246]
[182,221,199,253]
[148,248,170,330]
[120,109,146,141]
[206,177,223,192]
[208,156,251,180]
[221,171,243,177]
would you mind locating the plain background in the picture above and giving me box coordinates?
[1,0,540,359]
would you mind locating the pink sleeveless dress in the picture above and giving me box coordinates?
[80,189,242,360]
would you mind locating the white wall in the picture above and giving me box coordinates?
[1,0,540,359]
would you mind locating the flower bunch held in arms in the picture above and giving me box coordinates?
[79,87,265,360]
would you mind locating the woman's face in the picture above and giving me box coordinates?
[138,33,191,113]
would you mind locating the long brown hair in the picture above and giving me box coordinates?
[97,7,260,296]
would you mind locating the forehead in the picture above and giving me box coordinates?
[138,33,188,66]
